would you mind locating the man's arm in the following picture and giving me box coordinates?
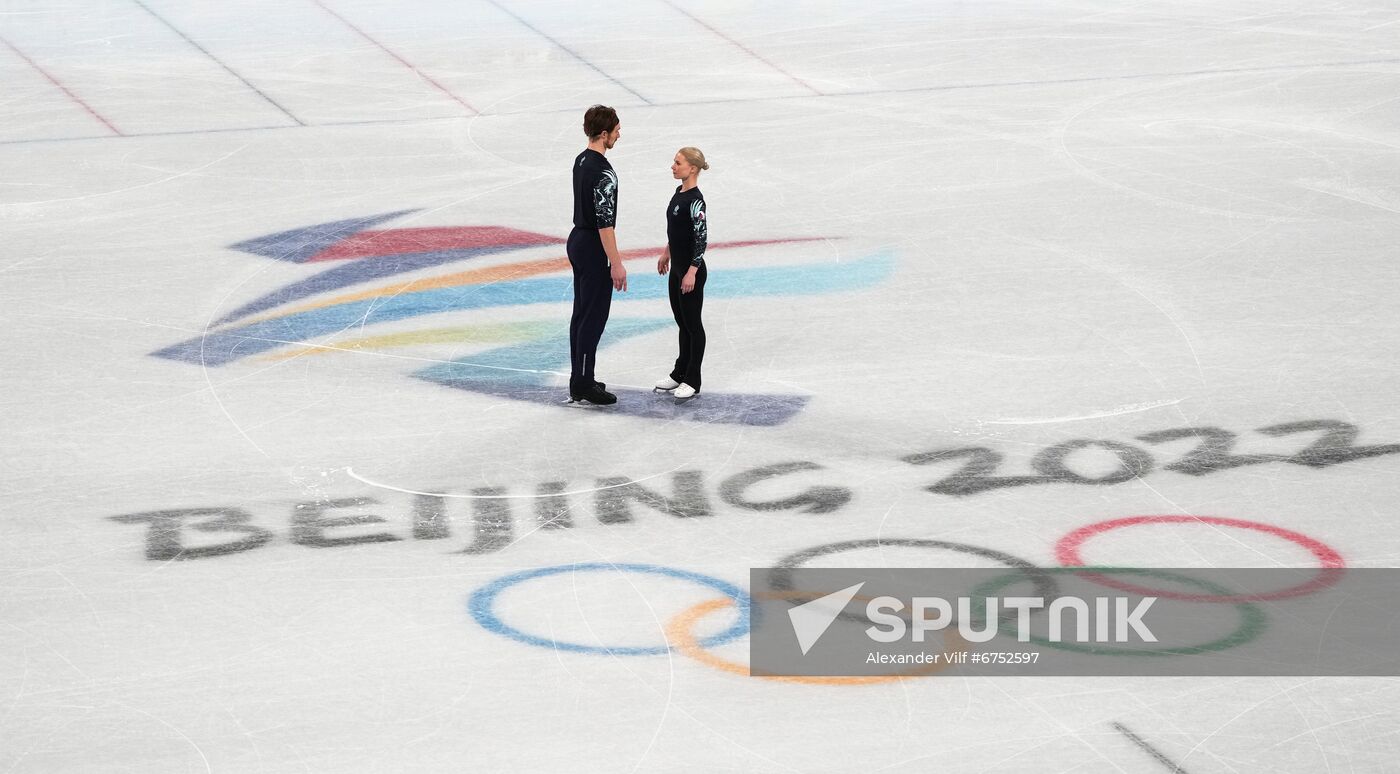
[592,167,625,291]
[600,227,627,291]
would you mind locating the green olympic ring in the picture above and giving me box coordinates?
[968,567,1267,657]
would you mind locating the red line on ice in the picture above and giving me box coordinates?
[1,36,123,136]
[313,0,480,116]
[663,1,823,96]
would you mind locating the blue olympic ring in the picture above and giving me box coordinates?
[469,562,752,655]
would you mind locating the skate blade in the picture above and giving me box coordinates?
[564,398,604,408]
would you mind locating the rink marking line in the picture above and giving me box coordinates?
[0,35,123,136]
[837,56,1400,99]
[483,0,653,105]
[345,465,689,499]
[4,55,1398,146]
[311,0,480,116]
[129,0,305,127]
[1111,723,1191,773]
[661,0,824,96]
[0,115,453,146]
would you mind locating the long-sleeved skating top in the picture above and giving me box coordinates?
[666,186,707,270]
[572,149,618,230]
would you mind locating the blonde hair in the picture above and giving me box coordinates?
[678,147,710,171]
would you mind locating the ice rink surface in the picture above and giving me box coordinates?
[4,0,1400,770]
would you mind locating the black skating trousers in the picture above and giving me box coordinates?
[668,263,707,390]
[567,228,613,389]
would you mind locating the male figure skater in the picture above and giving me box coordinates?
[567,105,627,405]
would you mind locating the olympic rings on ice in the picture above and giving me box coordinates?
[468,515,1347,679]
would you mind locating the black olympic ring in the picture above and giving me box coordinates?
[768,538,1063,626]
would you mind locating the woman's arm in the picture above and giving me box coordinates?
[681,199,706,293]
[689,199,707,270]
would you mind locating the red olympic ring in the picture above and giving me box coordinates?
[1055,515,1346,602]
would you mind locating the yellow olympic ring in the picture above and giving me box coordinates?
[666,592,969,686]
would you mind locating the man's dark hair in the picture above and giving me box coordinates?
[583,105,619,139]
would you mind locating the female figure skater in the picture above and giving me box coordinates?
[655,147,709,400]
